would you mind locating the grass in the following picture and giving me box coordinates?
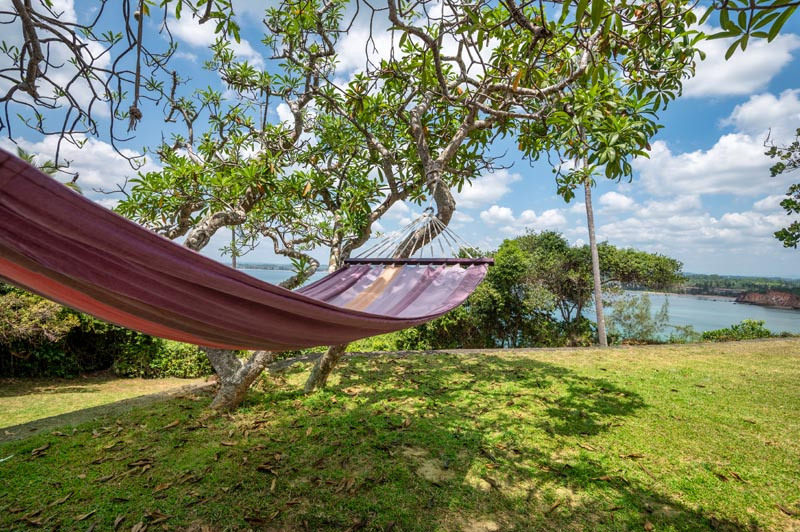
[0,372,209,430]
[1,339,799,531]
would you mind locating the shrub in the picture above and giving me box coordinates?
[149,341,214,378]
[701,319,774,342]
[112,335,213,378]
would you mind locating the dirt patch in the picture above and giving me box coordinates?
[0,381,215,443]
[402,446,455,484]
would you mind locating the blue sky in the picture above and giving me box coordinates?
[2,0,799,278]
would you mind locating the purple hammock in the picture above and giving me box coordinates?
[0,148,490,351]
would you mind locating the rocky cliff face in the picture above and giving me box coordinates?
[735,290,800,309]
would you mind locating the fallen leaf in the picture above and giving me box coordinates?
[31,443,50,456]
[153,482,172,494]
[728,471,747,483]
[777,504,800,517]
[620,453,645,459]
[714,472,729,482]
[51,431,68,437]
[48,492,74,507]
[545,500,562,514]
[161,420,180,430]
[145,510,171,524]
[95,474,115,483]
[113,515,125,530]
[75,509,97,521]
[130,521,146,532]
[593,475,613,482]
[577,443,596,451]
[644,521,654,531]
[270,477,277,492]
[220,441,237,447]
[103,441,122,450]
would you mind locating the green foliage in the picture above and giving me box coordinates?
[702,0,798,59]
[606,293,670,344]
[701,319,775,342]
[680,273,800,296]
[0,285,212,379]
[765,128,800,249]
[143,340,213,379]
[111,334,212,379]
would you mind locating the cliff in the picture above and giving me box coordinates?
[735,290,800,309]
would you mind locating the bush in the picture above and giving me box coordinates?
[149,341,214,378]
[701,319,774,342]
[112,335,213,378]
[1,284,213,379]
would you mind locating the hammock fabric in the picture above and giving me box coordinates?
[0,148,490,351]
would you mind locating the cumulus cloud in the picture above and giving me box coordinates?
[480,205,516,225]
[683,29,800,98]
[455,169,523,209]
[0,136,160,203]
[479,204,566,235]
[634,135,792,197]
[170,14,264,68]
[723,89,800,141]
[598,191,636,212]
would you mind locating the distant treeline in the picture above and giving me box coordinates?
[675,274,800,297]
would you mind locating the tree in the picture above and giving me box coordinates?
[765,128,800,248]
[1,0,238,163]
[606,293,670,343]
[516,231,684,345]
[6,0,703,409]
[701,0,798,58]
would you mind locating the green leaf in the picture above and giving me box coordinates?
[768,6,798,41]
[575,0,590,23]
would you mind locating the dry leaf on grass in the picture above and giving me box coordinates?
[153,482,172,494]
[113,515,125,530]
[75,509,97,521]
[644,520,654,531]
[161,420,180,430]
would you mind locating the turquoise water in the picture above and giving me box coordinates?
[240,269,800,335]
[636,292,800,335]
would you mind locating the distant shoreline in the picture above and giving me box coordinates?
[632,290,737,302]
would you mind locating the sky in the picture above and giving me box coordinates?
[2,0,799,278]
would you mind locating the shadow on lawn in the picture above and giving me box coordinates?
[245,352,760,532]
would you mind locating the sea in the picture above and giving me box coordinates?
[239,269,800,335]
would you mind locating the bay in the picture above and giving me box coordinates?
[634,292,800,335]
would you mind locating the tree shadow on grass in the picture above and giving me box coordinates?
[235,352,762,532]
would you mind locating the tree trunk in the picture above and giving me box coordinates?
[584,179,608,347]
[204,348,276,411]
[304,343,348,393]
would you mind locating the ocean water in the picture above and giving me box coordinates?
[636,292,800,335]
[240,269,800,334]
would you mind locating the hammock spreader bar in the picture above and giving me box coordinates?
[0,149,490,351]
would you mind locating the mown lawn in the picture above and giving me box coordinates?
[1,339,799,531]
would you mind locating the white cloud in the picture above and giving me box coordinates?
[479,205,566,236]
[455,169,522,209]
[383,200,410,221]
[598,191,636,212]
[723,89,800,141]
[684,29,800,98]
[170,15,264,68]
[480,205,515,225]
[0,136,160,203]
[635,135,792,197]
[753,194,786,212]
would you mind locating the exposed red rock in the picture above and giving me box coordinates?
[735,290,800,309]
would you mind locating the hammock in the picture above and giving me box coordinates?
[0,148,491,351]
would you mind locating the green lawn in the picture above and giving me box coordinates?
[0,373,210,430]
[1,339,799,531]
